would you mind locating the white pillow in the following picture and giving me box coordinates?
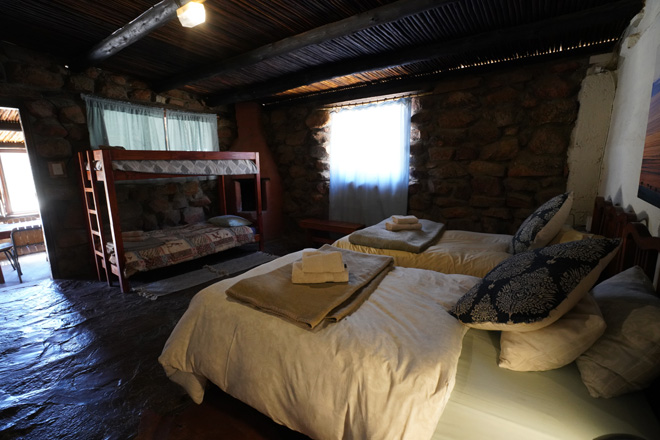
[207,215,252,227]
[499,294,606,371]
[576,266,660,398]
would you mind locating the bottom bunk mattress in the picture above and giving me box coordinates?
[107,223,255,277]
[433,329,660,440]
[158,249,480,440]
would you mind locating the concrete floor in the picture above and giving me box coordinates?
[0,251,51,288]
[0,240,310,440]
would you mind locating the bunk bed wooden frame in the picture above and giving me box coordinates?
[78,149,264,294]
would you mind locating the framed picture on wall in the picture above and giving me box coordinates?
[638,43,660,208]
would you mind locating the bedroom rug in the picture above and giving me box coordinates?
[132,251,278,300]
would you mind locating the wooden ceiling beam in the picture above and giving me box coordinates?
[0,121,22,132]
[155,0,456,92]
[265,42,618,108]
[205,0,639,106]
[85,0,194,66]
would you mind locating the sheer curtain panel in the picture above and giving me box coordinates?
[167,110,219,151]
[83,95,166,150]
[329,98,411,226]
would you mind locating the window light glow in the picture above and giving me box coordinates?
[0,153,39,214]
[330,103,407,182]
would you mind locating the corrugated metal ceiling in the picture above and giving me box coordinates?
[1,0,644,106]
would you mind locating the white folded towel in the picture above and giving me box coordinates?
[386,222,423,231]
[391,215,419,224]
[301,250,345,273]
[291,262,349,284]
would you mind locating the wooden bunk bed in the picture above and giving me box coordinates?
[78,149,264,293]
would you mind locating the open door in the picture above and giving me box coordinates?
[0,106,50,285]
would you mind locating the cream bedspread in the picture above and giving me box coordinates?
[159,250,480,440]
[334,229,512,277]
[433,330,660,440]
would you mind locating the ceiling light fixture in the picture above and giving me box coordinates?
[176,0,205,28]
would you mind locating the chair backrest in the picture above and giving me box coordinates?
[11,225,44,255]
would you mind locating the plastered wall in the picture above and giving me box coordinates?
[600,0,660,236]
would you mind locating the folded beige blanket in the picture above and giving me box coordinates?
[392,215,419,224]
[349,218,445,253]
[301,250,345,273]
[386,222,422,231]
[226,245,394,330]
[292,262,349,283]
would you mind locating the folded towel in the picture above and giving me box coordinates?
[292,261,349,284]
[391,215,419,224]
[302,250,345,273]
[386,222,423,231]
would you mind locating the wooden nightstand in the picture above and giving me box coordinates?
[298,218,364,247]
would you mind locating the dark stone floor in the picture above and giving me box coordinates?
[0,237,308,440]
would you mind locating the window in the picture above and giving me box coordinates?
[0,107,39,216]
[329,98,411,225]
[83,95,219,151]
[0,152,39,215]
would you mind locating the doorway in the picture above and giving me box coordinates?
[0,106,50,287]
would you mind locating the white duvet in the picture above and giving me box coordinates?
[159,250,479,440]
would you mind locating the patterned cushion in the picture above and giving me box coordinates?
[450,237,620,331]
[509,192,573,254]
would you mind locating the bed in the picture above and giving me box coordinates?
[78,149,264,293]
[159,199,660,440]
[333,192,574,276]
[333,228,512,277]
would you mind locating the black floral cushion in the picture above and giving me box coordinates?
[509,192,573,254]
[450,237,620,331]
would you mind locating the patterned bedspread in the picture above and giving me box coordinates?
[107,223,256,277]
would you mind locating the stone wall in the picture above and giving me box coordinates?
[0,42,236,279]
[264,57,588,235]
[114,178,219,232]
[263,107,331,230]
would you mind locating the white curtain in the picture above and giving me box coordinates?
[167,110,219,151]
[83,95,219,151]
[83,95,166,150]
[329,98,411,226]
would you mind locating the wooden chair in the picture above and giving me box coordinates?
[9,225,44,283]
[0,240,17,272]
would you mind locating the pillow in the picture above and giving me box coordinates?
[208,215,252,227]
[498,293,606,371]
[576,266,660,398]
[548,225,591,245]
[509,192,573,254]
[450,237,620,331]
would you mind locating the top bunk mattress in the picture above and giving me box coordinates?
[106,159,259,175]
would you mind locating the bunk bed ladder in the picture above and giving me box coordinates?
[78,151,112,284]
